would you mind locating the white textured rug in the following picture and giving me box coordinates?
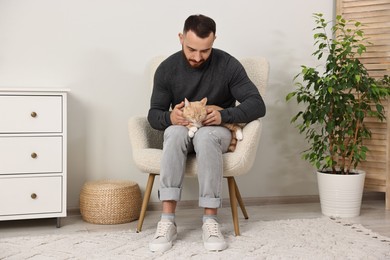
[1,217,389,259]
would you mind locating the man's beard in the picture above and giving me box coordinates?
[188,59,204,68]
[182,48,205,68]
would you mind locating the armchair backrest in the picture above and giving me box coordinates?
[240,57,269,97]
[148,56,166,90]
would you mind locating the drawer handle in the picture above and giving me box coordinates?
[31,112,37,118]
[31,152,38,159]
[31,193,37,199]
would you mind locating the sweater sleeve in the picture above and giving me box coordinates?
[219,58,266,123]
[147,64,172,130]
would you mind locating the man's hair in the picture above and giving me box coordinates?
[183,14,216,38]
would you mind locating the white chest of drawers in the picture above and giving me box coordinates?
[0,88,68,227]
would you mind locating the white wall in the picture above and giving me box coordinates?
[0,0,334,209]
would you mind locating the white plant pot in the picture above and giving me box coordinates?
[317,170,366,218]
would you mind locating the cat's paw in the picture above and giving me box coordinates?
[236,129,243,141]
[188,127,198,138]
[189,126,198,133]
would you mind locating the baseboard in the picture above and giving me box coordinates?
[145,195,317,211]
[67,192,385,215]
[144,192,384,211]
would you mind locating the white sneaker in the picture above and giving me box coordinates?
[202,219,227,251]
[149,219,177,252]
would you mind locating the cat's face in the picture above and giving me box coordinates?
[182,98,208,127]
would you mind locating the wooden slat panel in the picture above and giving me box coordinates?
[366,146,386,153]
[364,139,387,146]
[343,5,390,14]
[365,185,386,192]
[360,57,390,64]
[361,52,390,59]
[366,153,387,161]
[366,173,387,180]
[365,46,390,52]
[338,0,390,207]
[361,161,387,169]
[363,34,390,40]
[344,0,390,7]
[364,152,387,158]
[363,167,387,176]
[342,15,390,24]
[369,133,386,140]
[365,121,386,128]
[365,178,386,186]
[365,64,390,70]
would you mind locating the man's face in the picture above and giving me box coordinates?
[179,30,216,68]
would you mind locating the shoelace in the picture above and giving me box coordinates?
[204,222,221,237]
[155,221,172,238]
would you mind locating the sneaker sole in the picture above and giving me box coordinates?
[149,234,177,253]
[203,242,227,251]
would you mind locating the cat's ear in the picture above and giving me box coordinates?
[200,97,207,106]
[184,98,190,107]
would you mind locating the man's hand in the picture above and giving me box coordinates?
[170,101,188,126]
[203,105,222,126]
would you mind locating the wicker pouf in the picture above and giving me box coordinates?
[80,180,142,224]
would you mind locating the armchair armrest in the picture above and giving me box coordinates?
[128,116,164,151]
[222,119,263,176]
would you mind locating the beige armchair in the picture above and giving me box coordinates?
[128,57,269,236]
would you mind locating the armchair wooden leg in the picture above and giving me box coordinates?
[136,174,156,233]
[234,179,249,219]
[227,177,240,236]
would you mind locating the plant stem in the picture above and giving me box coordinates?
[346,91,365,174]
[328,100,336,173]
[346,119,360,174]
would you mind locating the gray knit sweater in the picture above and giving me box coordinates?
[148,49,266,130]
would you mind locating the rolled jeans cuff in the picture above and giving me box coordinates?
[158,187,182,201]
[199,197,222,208]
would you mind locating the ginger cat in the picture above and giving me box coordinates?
[182,97,243,152]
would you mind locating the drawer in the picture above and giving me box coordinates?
[0,136,62,174]
[0,95,62,133]
[0,176,62,216]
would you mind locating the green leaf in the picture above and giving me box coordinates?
[355,75,361,83]
[316,161,321,169]
[286,92,296,101]
[376,104,383,113]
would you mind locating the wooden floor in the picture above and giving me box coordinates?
[1,197,390,238]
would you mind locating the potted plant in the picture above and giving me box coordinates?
[286,13,390,217]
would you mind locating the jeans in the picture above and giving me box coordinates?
[158,125,231,208]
